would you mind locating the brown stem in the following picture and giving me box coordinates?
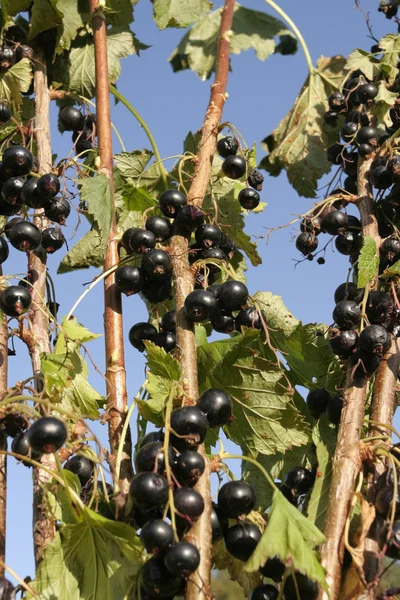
[0,269,7,576]
[320,155,379,600]
[89,0,133,491]
[169,1,235,599]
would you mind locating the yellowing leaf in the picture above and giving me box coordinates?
[153,0,212,30]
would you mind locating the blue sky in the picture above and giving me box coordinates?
[4,0,397,585]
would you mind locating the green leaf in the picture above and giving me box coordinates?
[63,373,104,419]
[244,489,327,589]
[61,317,102,346]
[29,0,60,41]
[371,80,398,126]
[169,4,297,80]
[58,229,104,274]
[119,182,158,213]
[259,56,347,197]
[79,175,112,243]
[358,236,379,288]
[345,49,380,81]
[197,331,310,456]
[254,292,343,394]
[1,0,32,20]
[140,342,181,426]
[0,58,33,106]
[29,508,142,599]
[153,0,212,30]
[213,539,262,597]
[381,257,400,278]
[51,0,87,54]
[307,417,337,531]
[379,34,400,83]
[41,353,76,401]
[106,0,135,26]
[114,149,154,181]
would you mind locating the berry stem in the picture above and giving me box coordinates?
[89,0,134,493]
[77,95,126,152]
[163,385,179,540]
[221,452,278,491]
[109,85,168,188]
[263,0,314,74]
[0,268,7,577]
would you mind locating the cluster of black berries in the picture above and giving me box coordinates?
[128,391,233,597]
[306,388,344,426]
[217,135,264,210]
[0,25,34,74]
[59,106,97,156]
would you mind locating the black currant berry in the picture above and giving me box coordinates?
[4,25,27,44]
[359,324,391,356]
[381,237,400,264]
[222,155,246,179]
[115,265,144,296]
[64,455,94,486]
[334,282,361,304]
[358,143,373,158]
[20,178,46,209]
[201,247,227,270]
[328,328,358,358]
[174,487,204,521]
[353,351,381,380]
[184,289,217,322]
[170,406,208,450]
[2,146,32,176]
[332,300,361,330]
[343,152,358,177]
[137,431,164,450]
[327,143,346,165]
[130,472,169,510]
[140,556,182,599]
[328,91,346,112]
[300,216,322,235]
[140,519,174,554]
[295,232,318,256]
[145,215,172,242]
[159,189,187,218]
[44,197,70,225]
[122,228,156,254]
[211,503,228,542]
[218,280,248,312]
[225,522,261,561]
[284,466,315,496]
[321,210,348,235]
[134,441,174,473]
[366,291,394,327]
[335,231,361,255]
[389,156,400,183]
[211,310,235,333]
[0,197,22,216]
[259,556,286,582]
[371,165,393,189]
[195,224,222,249]
[28,417,67,454]
[173,450,205,487]
[238,188,260,210]
[0,413,28,438]
[11,431,42,466]
[165,542,200,577]
[218,480,256,518]
[217,136,239,158]
[0,285,31,317]
[154,331,176,353]
[0,47,16,70]
[175,205,204,231]
[75,138,93,155]
[356,83,378,104]
[323,110,339,126]
[0,237,9,265]
[160,310,176,334]
[1,177,24,205]
[341,121,358,142]
[375,486,400,518]
[36,173,60,199]
[59,106,85,132]
[326,396,343,426]
[306,388,331,418]
[250,584,279,600]
[132,504,164,529]
[128,322,158,352]
[41,228,65,254]
[141,249,173,281]
[0,103,11,125]
[356,126,379,146]
[8,220,41,252]
[283,573,319,600]
[197,388,232,427]
[141,278,172,304]
[220,237,237,259]
[280,483,297,505]
[344,175,358,195]
[16,44,34,61]
[247,169,264,191]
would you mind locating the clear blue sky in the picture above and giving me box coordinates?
[4,0,396,585]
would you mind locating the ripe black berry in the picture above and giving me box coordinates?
[300,216,322,235]
[170,406,208,450]
[64,455,94,486]
[334,282,361,304]
[165,541,200,577]
[44,197,70,225]
[115,265,144,296]
[175,205,204,231]
[21,178,47,209]
[211,310,235,333]
[211,502,228,542]
[184,289,217,322]
[323,110,338,126]
[222,155,246,179]
[141,249,173,281]
[0,47,16,70]
[295,232,318,256]
[220,237,237,259]
[250,584,279,600]
[174,487,204,520]
[4,25,27,44]
[145,215,172,242]
[37,173,60,199]
[201,247,227,270]
[41,228,65,254]
[381,237,400,264]
[137,431,164,450]
[16,44,34,61]
[160,310,176,334]
[217,136,238,158]
[326,396,343,426]
[358,143,373,157]
[159,189,187,218]
[0,237,9,265]
[375,486,400,518]
[371,165,393,189]
[218,280,248,312]
[335,231,361,255]
[28,417,67,453]
[140,556,182,599]
[0,285,31,317]
[130,472,169,510]
[8,220,42,252]
[247,169,264,191]
[0,413,28,437]
[359,324,391,356]
[225,522,261,561]
[321,210,348,235]
[173,450,205,487]
[134,441,174,473]
[0,103,11,125]
[306,388,331,418]
[1,176,24,204]
[2,146,33,176]
[218,480,256,517]
[259,556,286,581]
[59,106,85,132]
[122,228,156,254]
[344,176,358,195]
[328,328,358,358]
[328,91,346,112]
[284,467,315,496]
[352,351,381,380]
[365,291,394,326]
[347,215,362,232]
[356,126,379,146]
[0,197,22,216]
[332,300,361,330]
[327,143,346,165]
[197,388,232,427]
[341,121,358,142]
[195,223,222,249]
[141,278,172,304]
[128,322,158,352]
[284,573,319,600]
[11,431,42,466]
[154,331,176,353]
[356,83,378,104]
[141,519,174,554]
[238,188,260,210]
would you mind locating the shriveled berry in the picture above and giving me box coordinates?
[217,136,238,158]
[247,169,264,191]
[332,300,361,330]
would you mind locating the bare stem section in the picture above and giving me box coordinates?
[168,1,235,598]
[0,278,7,575]
[89,0,133,490]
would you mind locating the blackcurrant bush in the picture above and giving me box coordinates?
[11,431,42,466]
[0,237,9,265]
[164,541,200,576]
[326,396,343,426]
[160,310,176,334]
[259,556,286,581]
[238,188,260,210]
[247,169,264,191]
[359,324,391,356]
[0,285,31,317]
[195,223,222,249]
[184,289,217,322]
[217,136,238,158]
[122,228,156,254]
[115,265,144,296]
[0,103,11,125]
[306,388,331,418]
[218,480,256,517]
[283,573,319,600]
[1,177,24,205]
[141,249,173,281]
[218,280,248,312]
[284,466,315,496]
[356,83,378,103]
[197,388,232,427]
[173,487,204,520]
[8,220,42,252]
[41,228,65,254]
[250,584,279,600]
[128,322,158,352]
[332,300,361,330]
[225,522,261,561]
[59,106,85,132]
[64,455,94,486]
[173,450,205,486]
[321,210,348,235]
[159,189,187,218]
[140,555,182,599]
[140,519,174,554]
[130,472,169,510]
[211,310,235,333]
[0,412,28,437]
[328,91,346,112]
[170,406,208,450]
[28,417,67,454]
[145,215,172,242]
[154,331,176,353]
[335,231,361,255]
[175,205,204,231]
[356,126,379,146]
[2,146,32,176]
[295,232,318,256]
[134,441,174,473]
[334,282,362,304]
[328,328,358,358]
[222,155,246,179]
[44,197,70,225]
[141,278,172,304]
